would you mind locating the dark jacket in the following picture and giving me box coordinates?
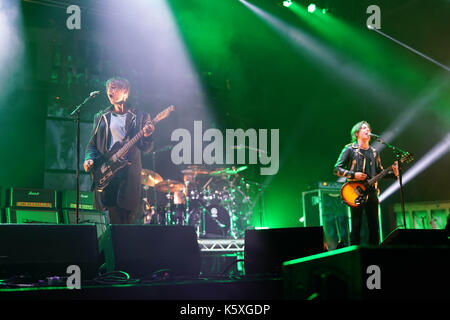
[85,105,154,212]
[334,143,384,181]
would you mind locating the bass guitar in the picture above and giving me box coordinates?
[91,105,174,192]
[340,153,413,207]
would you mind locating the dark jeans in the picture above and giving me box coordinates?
[350,192,380,245]
[101,173,135,224]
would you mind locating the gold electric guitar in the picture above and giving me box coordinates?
[341,153,413,207]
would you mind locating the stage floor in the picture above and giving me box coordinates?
[0,275,283,300]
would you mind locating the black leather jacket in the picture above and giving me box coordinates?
[334,143,384,181]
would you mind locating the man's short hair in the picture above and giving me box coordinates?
[350,121,371,142]
[105,77,130,91]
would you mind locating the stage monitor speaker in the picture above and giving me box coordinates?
[244,227,325,275]
[0,224,99,280]
[5,207,60,224]
[98,225,201,279]
[380,229,448,246]
[283,245,450,300]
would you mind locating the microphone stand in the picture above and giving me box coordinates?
[372,136,411,230]
[70,92,98,224]
[150,145,174,221]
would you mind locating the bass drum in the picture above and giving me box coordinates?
[204,204,231,238]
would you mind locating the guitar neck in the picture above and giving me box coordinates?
[367,154,412,186]
[367,165,392,186]
[116,119,154,157]
[113,105,174,158]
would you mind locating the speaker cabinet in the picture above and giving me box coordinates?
[283,245,449,300]
[63,210,108,238]
[98,225,201,279]
[244,227,325,275]
[302,187,380,248]
[381,229,448,246]
[302,188,352,249]
[0,224,99,280]
[5,207,61,224]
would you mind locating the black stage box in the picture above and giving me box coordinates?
[0,224,99,280]
[98,225,201,279]
[244,227,325,275]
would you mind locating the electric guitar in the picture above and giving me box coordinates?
[340,153,413,207]
[90,105,174,192]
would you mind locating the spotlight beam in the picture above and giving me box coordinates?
[239,0,401,108]
[379,132,450,203]
[372,74,449,152]
[369,27,450,72]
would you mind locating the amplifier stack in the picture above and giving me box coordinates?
[3,188,60,224]
[60,190,108,238]
[1,188,108,238]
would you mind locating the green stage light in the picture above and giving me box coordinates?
[283,0,292,8]
[307,3,316,13]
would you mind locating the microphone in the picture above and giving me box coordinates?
[89,90,101,97]
[369,133,381,139]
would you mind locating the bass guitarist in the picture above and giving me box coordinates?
[84,77,155,224]
[334,121,398,245]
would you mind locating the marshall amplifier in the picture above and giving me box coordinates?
[60,190,95,211]
[5,208,61,224]
[5,188,57,209]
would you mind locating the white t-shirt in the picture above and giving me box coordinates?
[109,113,127,150]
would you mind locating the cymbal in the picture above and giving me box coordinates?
[210,166,248,176]
[181,165,210,176]
[141,169,163,187]
[155,179,185,193]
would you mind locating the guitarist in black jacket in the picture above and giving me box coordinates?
[84,77,155,224]
[334,121,398,245]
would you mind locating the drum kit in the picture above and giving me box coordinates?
[140,165,256,239]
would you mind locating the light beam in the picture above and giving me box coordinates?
[379,132,450,203]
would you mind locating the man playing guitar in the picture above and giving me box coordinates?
[84,77,155,224]
[334,121,399,245]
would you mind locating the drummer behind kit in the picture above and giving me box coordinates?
[139,165,256,239]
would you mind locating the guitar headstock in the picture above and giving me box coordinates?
[153,105,175,123]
